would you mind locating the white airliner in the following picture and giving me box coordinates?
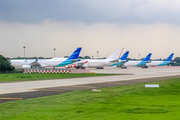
[65,47,124,69]
[124,53,152,68]
[11,47,82,68]
[146,53,174,67]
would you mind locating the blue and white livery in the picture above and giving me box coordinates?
[146,53,174,67]
[65,47,124,69]
[11,47,82,68]
[110,51,129,67]
[124,53,152,67]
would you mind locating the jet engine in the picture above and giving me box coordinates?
[65,64,76,69]
[22,65,31,68]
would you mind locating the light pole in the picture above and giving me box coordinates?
[23,46,26,60]
[139,54,140,60]
[97,51,99,59]
[54,48,56,57]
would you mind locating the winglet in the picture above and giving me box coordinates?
[165,53,174,61]
[84,61,88,64]
[67,47,82,60]
[120,51,129,60]
[142,53,152,62]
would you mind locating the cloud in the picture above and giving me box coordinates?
[1,0,180,24]
[0,20,179,59]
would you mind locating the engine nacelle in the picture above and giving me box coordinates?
[71,64,76,68]
[65,65,70,69]
[22,65,31,68]
[65,64,76,69]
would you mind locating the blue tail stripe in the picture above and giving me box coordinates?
[120,51,129,60]
[67,47,82,60]
[142,53,152,62]
[165,53,174,61]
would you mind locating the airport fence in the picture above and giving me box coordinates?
[0,70,23,74]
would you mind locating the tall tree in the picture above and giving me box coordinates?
[0,54,15,71]
[83,56,91,59]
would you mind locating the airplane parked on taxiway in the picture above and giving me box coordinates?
[146,53,174,67]
[110,51,129,68]
[65,47,124,69]
[10,47,82,68]
[124,53,152,68]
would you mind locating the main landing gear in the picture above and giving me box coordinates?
[142,65,148,68]
[121,66,127,69]
[76,67,85,69]
[97,67,104,69]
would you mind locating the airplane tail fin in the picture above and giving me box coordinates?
[67,47,82,60]
[142,53,152,62]
[120,51,129,60]
[107,47,124,60]
[159,58,161,61]
[165,53,174,61]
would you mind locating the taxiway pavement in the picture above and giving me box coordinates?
[0,67,180,95]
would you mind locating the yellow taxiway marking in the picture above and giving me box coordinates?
[0,97,22,100]
[70,85,96,88]
[28,89,64,92]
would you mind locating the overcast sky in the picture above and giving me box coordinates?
[0,0,180,59]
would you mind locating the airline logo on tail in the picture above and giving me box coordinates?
[67,47,82,60]
[136,53,152,66]
[165,53,174,62]
[56,47,82,67]
[158,53,174,66]
[110,51,129,66]
[120,51,129,61]
[142,53,152,62]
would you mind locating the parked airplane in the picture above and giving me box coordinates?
[124,53,152,68]
[65,47,124,69]
[11,47,82,68]
[146,53,174,67]
[110,51,129,67]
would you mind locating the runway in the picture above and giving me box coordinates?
[0,67,180,103]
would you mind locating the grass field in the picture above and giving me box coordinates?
[0,73,115,82]
[0,78,180,119]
